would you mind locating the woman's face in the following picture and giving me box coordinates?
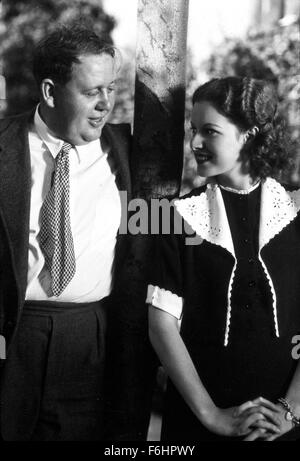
[191,100,246,183]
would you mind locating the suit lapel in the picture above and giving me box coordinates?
[101,123,132,280]
[101,123,132,200]
[0,113,32,300]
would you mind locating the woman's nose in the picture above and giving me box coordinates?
[191,132,204,150]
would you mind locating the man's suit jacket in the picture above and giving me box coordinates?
[0,111,156,441]
[0,110,132,354]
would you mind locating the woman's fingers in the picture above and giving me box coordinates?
[243,428,266,441]
[252,417,281,434]
[251,397,281,413]
[235,400,257,417]
[264,434,279,441]
[239,411,281,436]
[239,411,265,434]
[246,406,281,427]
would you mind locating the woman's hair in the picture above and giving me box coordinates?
[192,77,291,179]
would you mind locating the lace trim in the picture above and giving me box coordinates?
[224,259,237,347]
[258,253,279,338]
[259,178,300,249]
[219,180,261,195]
[174,178,300,346]
[146,284,183,320]
[174,185,235,257]
[175,185,236,347]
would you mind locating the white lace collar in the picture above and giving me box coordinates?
[259,178,300,249]
[174,178,300,346]
[219,180,261,195]
[175,177,300,257]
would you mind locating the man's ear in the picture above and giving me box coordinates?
[40,78,56,108]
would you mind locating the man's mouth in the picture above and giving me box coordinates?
[88,116,105,127]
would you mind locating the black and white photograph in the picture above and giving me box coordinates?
[0,0,299,446]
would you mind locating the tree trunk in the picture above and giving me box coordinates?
[285,0,299,16]
[268,0,285,22]
[252,0,262,27]
[109,0,190,441]
[132,0,189,199]
[113,0,190,441]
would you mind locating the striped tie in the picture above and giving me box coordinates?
[39,142,76,296]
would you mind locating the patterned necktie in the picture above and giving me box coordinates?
[39,142,76,296]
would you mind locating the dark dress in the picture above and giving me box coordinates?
[149,181,300,441]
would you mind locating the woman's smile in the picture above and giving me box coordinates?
[192,148,213,164]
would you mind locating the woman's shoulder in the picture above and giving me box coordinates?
[177,184,207,202]
[279,182,300,192]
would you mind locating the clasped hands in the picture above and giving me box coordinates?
[208,397,293,441]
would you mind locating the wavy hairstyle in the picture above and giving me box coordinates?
[33,23,120,87]
[192,77,291,179]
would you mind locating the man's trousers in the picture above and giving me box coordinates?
[0,299,107,441]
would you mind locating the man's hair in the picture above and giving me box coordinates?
[192,77,291,179]
[33,24,118,87]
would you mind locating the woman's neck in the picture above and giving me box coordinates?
[216,172,260,191]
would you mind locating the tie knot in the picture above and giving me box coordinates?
[62,142,73,153]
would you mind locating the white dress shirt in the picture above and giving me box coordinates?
[25,107,121,302]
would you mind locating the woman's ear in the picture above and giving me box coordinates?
[40,78,56,108]
[244,126,259,142]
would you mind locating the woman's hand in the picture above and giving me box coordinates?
[205,397,282,439]
[244,401,293,441]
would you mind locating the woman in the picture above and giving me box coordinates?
[147,77,300,441]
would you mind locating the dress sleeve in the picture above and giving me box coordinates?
[146,206,184,319]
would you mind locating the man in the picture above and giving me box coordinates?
[0,24,132,441]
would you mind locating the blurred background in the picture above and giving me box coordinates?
[0,0,299,191]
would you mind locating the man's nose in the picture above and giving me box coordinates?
[191,132,204,150]
[96,89,111,111]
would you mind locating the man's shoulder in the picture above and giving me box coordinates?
[102,122,132,159]
[103,122,132,140]
[0,110,33,135]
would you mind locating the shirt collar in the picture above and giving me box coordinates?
[34,105,65,159]
[34,105,104,163]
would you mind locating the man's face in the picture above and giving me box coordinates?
[52,53,117,145]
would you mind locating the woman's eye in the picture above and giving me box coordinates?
[205,128,217,136]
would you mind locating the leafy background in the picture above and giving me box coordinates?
[0,0,299,191]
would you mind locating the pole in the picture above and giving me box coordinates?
[132,0,190,199]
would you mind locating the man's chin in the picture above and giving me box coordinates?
[77,126,104,144]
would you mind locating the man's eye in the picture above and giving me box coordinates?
[190,127,197,135]
[108,86,115,93]
[86,90,99,97]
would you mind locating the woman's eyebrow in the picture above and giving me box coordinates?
[203,123,222,129]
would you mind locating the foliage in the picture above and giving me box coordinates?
[182,20,300,192]
[109,47,135,126]
[0,0,115,115]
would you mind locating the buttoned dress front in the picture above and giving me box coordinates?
[147,179,300,441]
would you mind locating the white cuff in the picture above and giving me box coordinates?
[146,284,183,319]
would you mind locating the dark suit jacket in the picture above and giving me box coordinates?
[0,111,132,355]
[0,111,156,441]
